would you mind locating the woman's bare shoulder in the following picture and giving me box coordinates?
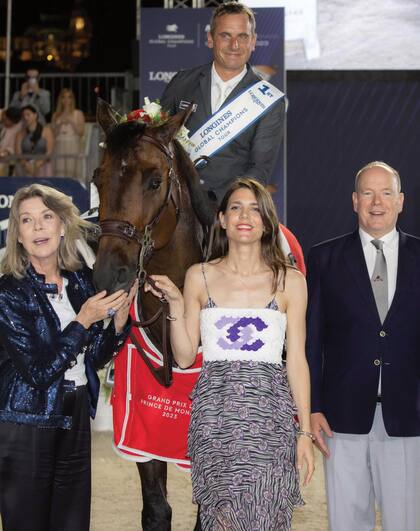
[283,266,306,293]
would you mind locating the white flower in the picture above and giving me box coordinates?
[143,98,162,119]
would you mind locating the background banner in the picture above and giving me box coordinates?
[140,7,286,219]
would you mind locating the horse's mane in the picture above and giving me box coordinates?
[172,140,217,228]
[107,121,147,154]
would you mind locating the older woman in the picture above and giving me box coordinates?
[145,178,314,530]
[0,184,136,531]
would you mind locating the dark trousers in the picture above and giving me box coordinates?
[0,386,91,531]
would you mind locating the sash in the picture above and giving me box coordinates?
[188,80,285,165]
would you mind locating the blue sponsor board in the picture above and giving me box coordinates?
[0,177,89,247]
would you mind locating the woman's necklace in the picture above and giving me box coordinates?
[48,277,64,301]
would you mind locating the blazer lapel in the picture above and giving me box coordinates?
[384,231,411,324]
[343,231,380,323]
[199,67,212,118]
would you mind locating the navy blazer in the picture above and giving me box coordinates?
[306,229,420,437]
[161,63,286,202]
[0,265,128,429]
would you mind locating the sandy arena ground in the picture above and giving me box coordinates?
[0,430,381,530]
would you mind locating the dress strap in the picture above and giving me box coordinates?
[201,262,211,300]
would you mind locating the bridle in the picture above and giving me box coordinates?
[97,133,182,387]
[98,134,181,285]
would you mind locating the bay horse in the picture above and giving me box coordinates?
[92,99,215,530]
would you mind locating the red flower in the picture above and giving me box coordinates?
[127,109,144,121]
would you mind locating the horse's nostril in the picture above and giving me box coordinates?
[117,267,130,285]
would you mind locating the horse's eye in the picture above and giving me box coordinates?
[150,178,162,190]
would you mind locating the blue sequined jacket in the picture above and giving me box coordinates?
[0,265,129,429]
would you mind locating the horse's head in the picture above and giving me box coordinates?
[92,98,193,294]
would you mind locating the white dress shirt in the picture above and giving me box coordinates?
[49,278,87,387]
[359,227,399,308]
[211,63,247,114]
[360,227,399,396]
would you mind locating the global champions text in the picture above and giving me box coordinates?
[193,107,248,155]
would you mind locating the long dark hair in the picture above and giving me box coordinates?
[21,104,43,151]
[211,178,288,293]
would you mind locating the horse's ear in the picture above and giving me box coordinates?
[155,104,194,145]
[96,98,119,137]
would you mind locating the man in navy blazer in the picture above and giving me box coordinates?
[306,161,420,531]
[160,2,286,203]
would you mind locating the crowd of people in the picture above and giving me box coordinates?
[0,71,86,184]
[0,2,418,531]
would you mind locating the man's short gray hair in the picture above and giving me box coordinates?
[209,2,256,35]
[355,161,401,192]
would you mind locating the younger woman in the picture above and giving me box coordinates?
[146,178,314,530]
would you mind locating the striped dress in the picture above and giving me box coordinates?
[188,280,303,530]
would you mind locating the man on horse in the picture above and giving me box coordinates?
[160,2,287,204]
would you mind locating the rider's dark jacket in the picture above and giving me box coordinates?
[0,265,128,429]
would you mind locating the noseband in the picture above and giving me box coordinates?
[98,134,180,285]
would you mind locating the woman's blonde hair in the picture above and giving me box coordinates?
[55,88,76,116]
[211,178,289,293]
[1,184,95,279]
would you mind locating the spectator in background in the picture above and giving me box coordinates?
[52,88,85,184]
[0,107,22,177]
[10,68,51,124]
[15,105,54,177]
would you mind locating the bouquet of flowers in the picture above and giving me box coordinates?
[121,98,195,152]
[124,98,170,125]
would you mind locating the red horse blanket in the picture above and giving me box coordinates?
[112,295,202,469]
[111,226,305,468]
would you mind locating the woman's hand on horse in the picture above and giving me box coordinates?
[144,275,183,305]
[114,279,139,333]
[75,289,128,329]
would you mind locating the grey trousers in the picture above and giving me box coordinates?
[324,405,420,531]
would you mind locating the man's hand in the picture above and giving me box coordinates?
[311,412,333,457]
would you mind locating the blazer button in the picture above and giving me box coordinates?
[374,359,381,366]
[379,330,387,337]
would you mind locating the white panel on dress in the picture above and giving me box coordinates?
[200,307,286,364]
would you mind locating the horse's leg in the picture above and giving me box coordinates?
[137,460,172,531]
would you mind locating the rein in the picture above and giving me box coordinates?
[129,276,174,388]
[98,133,181,387]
